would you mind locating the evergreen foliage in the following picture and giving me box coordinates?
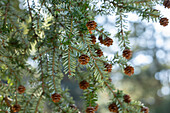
[0,0,166,112]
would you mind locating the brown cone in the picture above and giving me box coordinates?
[78,54,90,65]
[86,107,95,113]
[98,35,104,44]
[89,35,96,44]
[18,85,26,94]
[103,37,113,47]
[124,66,134,76]
[108,103,119,113]
[163,0,170,8]
[79,80,89,90]
[160,17,169,26]
[12,104,21,112]
[104,63,112,73]
[141,107,149,113]
[86,21,97,31]
[122,49,132,59]
[123,94,131,103]
[96,49,103,57]
[51,93,61,103]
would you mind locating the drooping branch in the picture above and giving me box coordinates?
[68,16,73,75]
[3,0,10,28]
[52,47,57,92]
[34,92,43,113]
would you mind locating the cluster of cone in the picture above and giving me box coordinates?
[11,85,26,112]
[108,95,149,113]
[160,0,170,27]
[98,35,113,47]
[79,21,135,76]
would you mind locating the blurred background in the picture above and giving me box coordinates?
[94,3,170,113]
[9,0,170,113]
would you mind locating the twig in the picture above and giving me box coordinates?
[34,92,43,113]
[23,86,40,113]
[3,0,10,28]
[68,16,73,75]
[27,0,33,22]
[119,13,126,47]
[52,47,57,92]
[0,60,20,82]
[86,44,122,106]
[70,46,83,53]
[96,28,108,38]
[33,48,53,60]
[37,0,45,29]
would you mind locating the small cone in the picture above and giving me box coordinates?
[122,49,132,59]
[78,54,90,65]
[98,35,104,44]
[96,49,103,57]
[79,80,89,90]
[12,104,21,112]
[103,37,113,47]
[124,66,134,76]
[51,93,62,103]
[86,106,95,113]
[163,0,170,8]
[89,35,96,44]
[160,17,169,26]
[86,21,97,31]
[18,85,26,94]
[104,63,112,73]
[108,103,119,113]
[123,94,131,103]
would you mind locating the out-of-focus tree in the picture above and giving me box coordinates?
[96,18,170,113]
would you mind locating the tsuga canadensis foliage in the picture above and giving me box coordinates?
[0,0,168,113]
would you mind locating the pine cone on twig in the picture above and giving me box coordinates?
[79,80,90,90]
[51,93,62,103]
[124,66,134,76]
[78,54,90,65]
[160,17,169,26]
[86,107,95,113]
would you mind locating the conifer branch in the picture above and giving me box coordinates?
[37,0,45,29]
[39,56,45,92]
[27,0,33,22]
[23,87,40,113]
[33,48,53,60]
[34,92,43,113]
[70,46,83,53]
[46,54,49,74]
[119,13,126,47]
[68,16,73,75]
[3,0,10,28]
[96,29,108,38]
[86,43,123,106]
[0,60,20,82]
[52,47,57,92]
[110,1,160,19]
